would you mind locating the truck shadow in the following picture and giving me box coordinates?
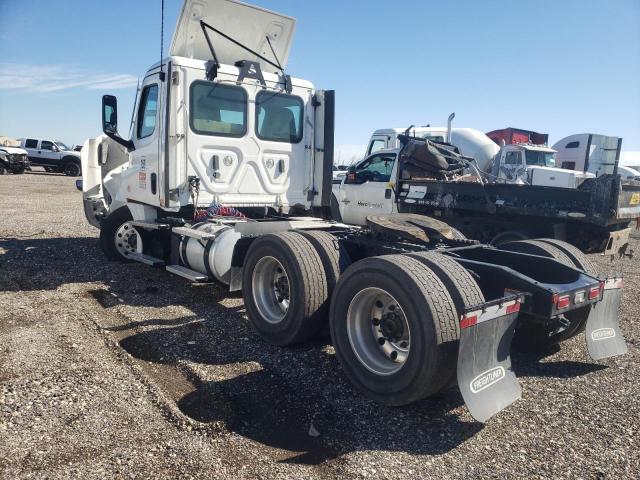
[0,235,611,463]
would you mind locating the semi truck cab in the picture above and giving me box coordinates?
[82,0,334,228]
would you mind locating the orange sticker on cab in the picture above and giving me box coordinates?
[630,193,640,205]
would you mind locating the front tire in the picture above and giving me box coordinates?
[63,161,81,177]
[242,232,329,346]
[99,208,141,262]
[330,255,459,406]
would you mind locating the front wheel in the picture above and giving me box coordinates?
[99,208,141,262]
[63,162,81,176]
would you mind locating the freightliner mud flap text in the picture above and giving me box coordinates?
[457,295,524,423]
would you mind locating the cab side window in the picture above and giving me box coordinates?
[368,139,386,155]
[25,139,38,148]
[40,140,54,151]
[355,153,396,182]
[190,81,247,137]
[505,151,522,165]
[137,84,159,139]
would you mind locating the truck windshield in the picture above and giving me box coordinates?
[525,150,556,167]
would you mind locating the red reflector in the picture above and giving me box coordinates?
[506,302,520,314]
[589,286,600,300]
[460,315,478,329]
[556,295,570,309]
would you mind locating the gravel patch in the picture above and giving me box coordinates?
[1,171,638,479]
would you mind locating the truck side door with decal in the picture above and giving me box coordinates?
[338,152,396,225]
[129,74,162,205]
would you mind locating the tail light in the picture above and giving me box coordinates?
[460,314,478,329]
[589,286,601,300]
[553,294,570,310]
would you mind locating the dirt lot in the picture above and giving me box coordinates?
[1,172,638,479]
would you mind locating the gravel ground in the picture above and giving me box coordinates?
[1,171,638,479]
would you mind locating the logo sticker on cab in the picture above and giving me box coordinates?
[591,328,616,341]
[470,366,505,393]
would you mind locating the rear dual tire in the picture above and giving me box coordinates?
[330,255,461,406]
[242,232,329,346]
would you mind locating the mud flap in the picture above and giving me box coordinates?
[457,295,524,423]
[585,278,627,360]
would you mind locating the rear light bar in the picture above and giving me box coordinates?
[460,298,521,329]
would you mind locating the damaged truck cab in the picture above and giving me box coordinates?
[80,0,628,423]
[82,4,332,228]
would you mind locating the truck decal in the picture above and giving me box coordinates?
[470,366,505,393]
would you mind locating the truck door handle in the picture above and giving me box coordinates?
[385,189,392,199]
[150,173,157,194]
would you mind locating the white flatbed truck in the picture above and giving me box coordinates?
[80,0,627,422]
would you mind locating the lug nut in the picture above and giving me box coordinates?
[377,338,386,345]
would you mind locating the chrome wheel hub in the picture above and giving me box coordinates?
[347,288,411,375]
[114,222,141,258]
[252,256,290,324]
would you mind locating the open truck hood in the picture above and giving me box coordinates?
[170,0,296,74]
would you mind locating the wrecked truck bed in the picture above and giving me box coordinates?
[396,173,640,253]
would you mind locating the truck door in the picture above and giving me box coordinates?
[338,152,396,225]
[129,73,163,206]
[38,140,60,167]
[499,149,526,182]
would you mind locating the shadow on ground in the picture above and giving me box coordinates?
[0,236,609,464]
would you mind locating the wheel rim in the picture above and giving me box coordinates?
[347,287,411,376]
[114,222,142,258]
[65,164,79,176]
[251,256,290,324]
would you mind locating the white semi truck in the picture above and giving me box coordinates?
[333,125,639,252]
[80,0,627,422]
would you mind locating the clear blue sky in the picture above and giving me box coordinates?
[1,0,639,161]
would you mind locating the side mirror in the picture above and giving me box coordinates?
[102,95,118,135]
[52,145,59,152]
[345,167,357,184]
